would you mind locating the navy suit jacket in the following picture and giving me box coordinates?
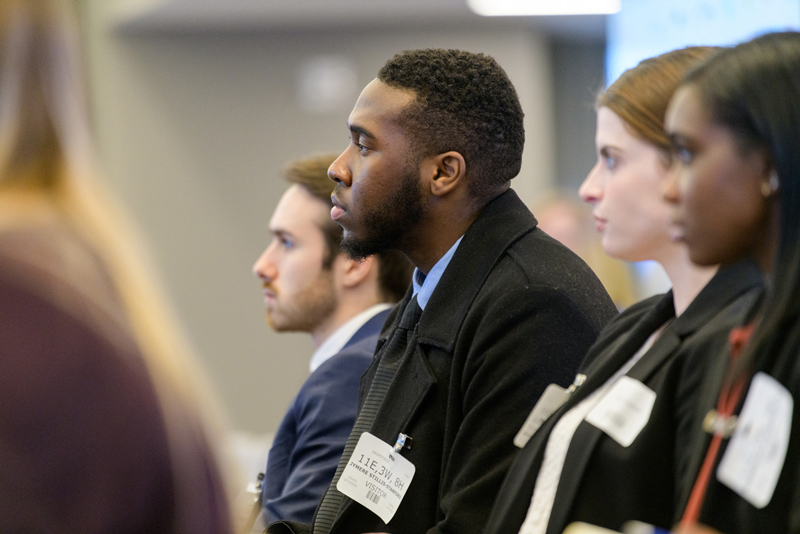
[262,309,391,523]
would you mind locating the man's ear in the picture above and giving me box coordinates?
[427,151,466,197]
[336,255,375,289]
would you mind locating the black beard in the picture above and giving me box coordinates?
[339,168,425,261]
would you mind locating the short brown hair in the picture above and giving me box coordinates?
[281,154,343,268]
[597,47,719,156]
[282,154,413,303]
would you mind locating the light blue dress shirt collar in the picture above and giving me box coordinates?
[411,236,464,310]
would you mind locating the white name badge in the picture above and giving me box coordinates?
[717,372,793,508]
[514,383,571,448]
[336,432,416,524]
[585,376,656,447]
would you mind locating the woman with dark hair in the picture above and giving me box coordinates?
[483,46,764,534]
[664,31,800,534]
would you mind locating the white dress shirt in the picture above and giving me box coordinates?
[309,303,393,373]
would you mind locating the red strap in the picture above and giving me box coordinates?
[679,323,755,527]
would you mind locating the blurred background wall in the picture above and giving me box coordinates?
[74,0,606,435]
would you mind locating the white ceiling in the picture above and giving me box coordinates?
[111,0,606,40]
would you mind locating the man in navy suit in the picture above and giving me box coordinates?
[252,154,412,524]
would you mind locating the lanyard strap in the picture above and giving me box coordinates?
[680,323,754,528]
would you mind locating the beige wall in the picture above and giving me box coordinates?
[79,0,557,433]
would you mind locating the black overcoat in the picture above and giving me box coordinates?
[279,189,619,534]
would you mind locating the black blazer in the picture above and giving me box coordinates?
[680,289,800,533]
[268,189,618,534]
[484,260,764,534]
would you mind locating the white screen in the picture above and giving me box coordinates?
[606,0,800,85]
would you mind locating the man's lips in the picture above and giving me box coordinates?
[261,285,276,304]
[331,196,346,221]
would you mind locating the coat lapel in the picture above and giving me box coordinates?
[416,189,537,352]
[338,298,437,527]
[571,294,676,406]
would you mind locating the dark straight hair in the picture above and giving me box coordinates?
[684,31,800,376]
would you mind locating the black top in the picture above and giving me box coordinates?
[485,259,764,534]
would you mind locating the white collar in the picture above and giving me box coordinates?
[309,303,393,373]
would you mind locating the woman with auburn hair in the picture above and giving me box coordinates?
[0,0,234,531]
[483,46,764,534]
[665,31,800,534]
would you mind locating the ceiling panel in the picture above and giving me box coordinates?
[111,0,606,39]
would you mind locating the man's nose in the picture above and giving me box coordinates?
[328,150,351,186]
[253,244,277,281]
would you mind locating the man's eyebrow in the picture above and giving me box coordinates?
[349,124,376,140]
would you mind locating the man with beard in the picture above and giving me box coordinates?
[252,154,412,525]
[266,50,617,534]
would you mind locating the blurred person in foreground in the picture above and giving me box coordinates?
[484,46,764,534]
[0,0,234,531]
[665,31,800,534]
[252,154,412,524]
[267,48,617,534]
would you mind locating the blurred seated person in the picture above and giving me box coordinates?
[0,0,233,531]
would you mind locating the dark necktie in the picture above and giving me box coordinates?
[313,296,423,534]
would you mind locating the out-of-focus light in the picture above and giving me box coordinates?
[467,0,621,16]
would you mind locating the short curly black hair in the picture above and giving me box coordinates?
[377,49,525,200]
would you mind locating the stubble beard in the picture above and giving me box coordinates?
[265,270,338,333]
[340,165,426,261]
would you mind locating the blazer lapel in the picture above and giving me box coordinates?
[626,328,681,383]
[545,296,675,534]
[673,261,765,512]
[570,294,676,407]
[554,260,764,532]
[486,295,673,534]
[626,260,764,396]
[546,423,605,534]
[344,308,392,349]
